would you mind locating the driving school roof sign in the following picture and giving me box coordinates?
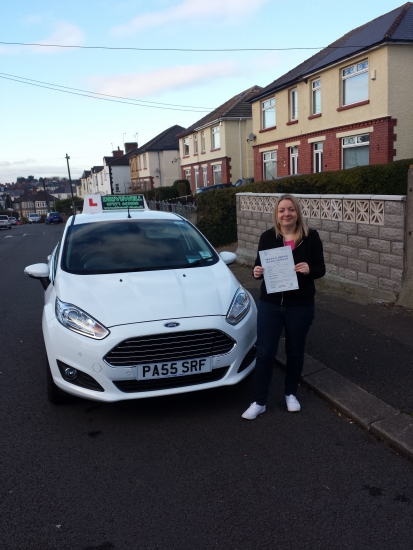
[83,194,148,214]
[102,195,145,210]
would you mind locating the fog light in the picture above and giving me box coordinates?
[64,367,78,380]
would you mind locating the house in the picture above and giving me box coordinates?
[104,146,135,195]
[79,170,91,198]
[13,187,57,218]
[176,86,262,193]
[128,126,184,192]
[89,166,104,194]
[53,183,78,200]
[249,2,413,180]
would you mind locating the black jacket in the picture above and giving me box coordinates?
[254,228,326,306]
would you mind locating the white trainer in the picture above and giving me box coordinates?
[285,395,301,412]
[242,402,266,420]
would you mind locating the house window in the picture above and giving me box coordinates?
[263,151,277,180]
[115,184,120,192]
[194,166,200,189]
[342,134,369,169]
[290,147,298,175]
[183,138,189,156]
[201,131,206,153]
[342,60,368,105]
[193,134,198,155]
[212,164,222,184]
[143,154,147,169]
[290,89,298,121]
[262,98,276,129]
[184,169,191,184]
[212,126,220,149]
[202,166,208,186]
[313,142,323,173]
[312,79,321,115]
[138,156,142,170]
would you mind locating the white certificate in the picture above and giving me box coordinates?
[259,246,299,294]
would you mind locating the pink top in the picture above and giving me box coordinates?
[284,239,295,251]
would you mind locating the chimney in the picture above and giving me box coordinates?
[112,146,124,158]
[125,142,138,154]
[32,187,37,194]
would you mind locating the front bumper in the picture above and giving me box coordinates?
[43,308,257,402]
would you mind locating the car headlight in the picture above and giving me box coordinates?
[226,287,250,326]
[55,297,110,339]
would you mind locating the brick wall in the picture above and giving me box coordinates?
[253,117,397,178]
[236,192,406,298]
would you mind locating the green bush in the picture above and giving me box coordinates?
[143,186,179,201]
[172,179,191,196]
[196,159,412,247]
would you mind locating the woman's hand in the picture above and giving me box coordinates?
[253,266,264,279]
[294,262,310,275]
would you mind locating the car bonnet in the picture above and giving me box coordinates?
[54,260,240,327]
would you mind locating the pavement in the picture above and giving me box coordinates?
[220,245,413,462]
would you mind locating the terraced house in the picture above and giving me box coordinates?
[177,86,262,193]
[249,2,413,180]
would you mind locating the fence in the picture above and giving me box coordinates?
[147,200,198,225]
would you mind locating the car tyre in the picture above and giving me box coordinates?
[47,358,68,404]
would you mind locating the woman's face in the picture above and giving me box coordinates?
[277,199,298,230]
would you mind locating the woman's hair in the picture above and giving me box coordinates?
[273,194,308,244]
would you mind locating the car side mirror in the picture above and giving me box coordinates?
[24,263,50,290]
[219,251,237,265]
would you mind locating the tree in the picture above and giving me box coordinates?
[27,176,34,182]
[55,196,84,215]
[4,194,12,209]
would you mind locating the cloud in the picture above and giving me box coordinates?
[0,21,84,55]
[111,0,269,35]
[0,159,36,167]
[31,20,84,52]
[89,61,240,97]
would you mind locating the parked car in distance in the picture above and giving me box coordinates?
[24,193,257,404]
[28,213,42,223]
[8,217,17,225]
[0,215,11,229]
[46,212,63,225]
[234,178,254,187]
[196,184,234,194]
[16,219,23,225]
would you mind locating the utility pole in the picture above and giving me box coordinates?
[65,154,76,216]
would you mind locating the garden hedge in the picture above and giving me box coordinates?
[196,158,412,248]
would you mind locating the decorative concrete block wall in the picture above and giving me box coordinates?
[236,193,406,297]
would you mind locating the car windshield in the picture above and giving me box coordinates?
[61,218,218,275]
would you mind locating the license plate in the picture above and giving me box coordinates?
[137,357,212,380]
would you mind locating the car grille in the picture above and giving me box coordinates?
[104,330,235,368]
[113,366,229,392]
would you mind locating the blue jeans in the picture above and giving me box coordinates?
[253,300,314,405]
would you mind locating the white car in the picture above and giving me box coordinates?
[28,213,41,223]
[25,194,257,404]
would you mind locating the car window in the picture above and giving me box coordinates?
[61,219,218,275]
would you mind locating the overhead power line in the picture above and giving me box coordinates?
[0,72,215,110]
[0,41,359,52]
[0,73,214,113]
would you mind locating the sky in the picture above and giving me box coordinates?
[0,0,407,182]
